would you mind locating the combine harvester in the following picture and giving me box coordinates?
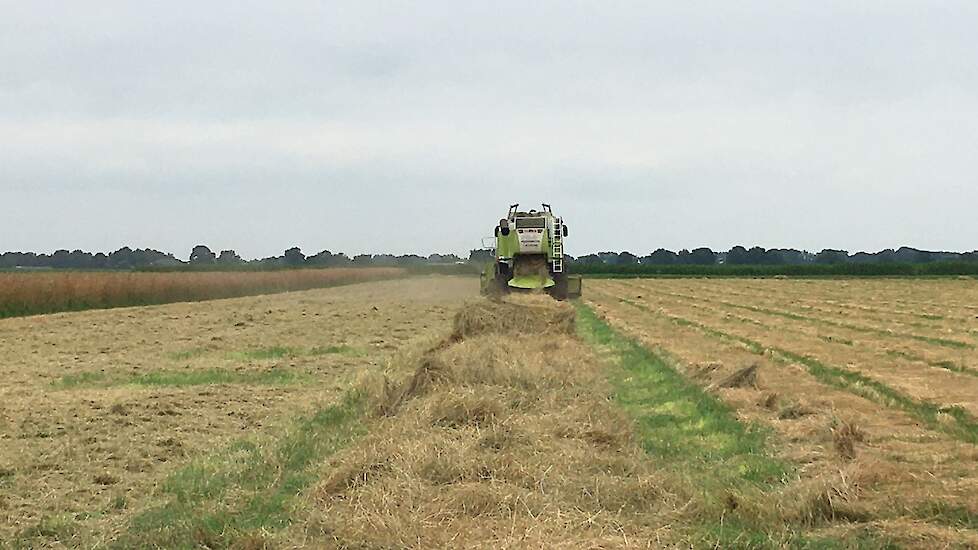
[480,203,582,300]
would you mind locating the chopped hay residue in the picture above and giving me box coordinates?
[309,297,683,547]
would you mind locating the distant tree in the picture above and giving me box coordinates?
[308,250,351,266]
[217,250,243,265]
[254,256,284,267]
[876,249,897,263]
[725,246,749,265]
[815,249,849,264]
[912,249,936,263]
[372,254,397,266]
[574,254,604,265]
[642,248,677,265]
[352,254,374,266]
[762,248,786,265]
[396,254,426,266]
[597,252,620,264]
[108,247,137,268]
[744,246,769,264]
[50,249,74,269]
[617,251,639,265]
[688,247,717,265]
[429,253,462,264]
[283,247,306,266]
[190,245,216,265]
[468,249,494,264]
[772,248,810,265]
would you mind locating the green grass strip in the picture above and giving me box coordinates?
[54,367,305,389]
[883,349,978,378]
[575,303,800,547]
[912,502,978,530]
[616,297,978,445]
[576,302,787,482]
[110,392,365,549]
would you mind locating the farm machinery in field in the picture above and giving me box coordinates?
[480,203,582,300]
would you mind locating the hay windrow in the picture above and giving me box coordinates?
[306,297,685,547]
[451,295,576,341]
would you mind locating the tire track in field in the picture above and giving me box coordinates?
[621,280,974,351]
[594,285,978,445]
[609,280,978,379]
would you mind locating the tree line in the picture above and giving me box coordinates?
[0,245,467,270]
[567,246,978,266]
[2,245,977,270]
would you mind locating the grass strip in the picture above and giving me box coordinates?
[617,283,975,377]
[576,302,786,481]
[54,367,305,389]
[645,287,973,350]
[884,349,978,378]
[913,502,978,530]
[614,297,978,445]
[109,392,365,549]
[575,302,797,547]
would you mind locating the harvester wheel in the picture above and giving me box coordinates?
[491,262,512,295]
[550,272,570,301]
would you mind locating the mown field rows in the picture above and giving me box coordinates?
[597,280,978,412]
[587,278,978,546]
[5,276,978,547]
[0,277,465,547]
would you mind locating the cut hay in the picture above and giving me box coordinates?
[710,364,760,390]
[303,300,691,547]
[832,419,866,461]
[451,297,575,341]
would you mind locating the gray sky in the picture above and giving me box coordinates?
[3,1,977,259]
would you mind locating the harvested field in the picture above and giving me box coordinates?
[588,277,978,547]
[6,275,978,548]
[0,276,471,547]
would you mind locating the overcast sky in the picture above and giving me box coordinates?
[2,1,977,259]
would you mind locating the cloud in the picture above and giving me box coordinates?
[2,1,977,257]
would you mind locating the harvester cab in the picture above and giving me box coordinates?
[481,203,582,300]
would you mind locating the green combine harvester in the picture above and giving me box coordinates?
[480,203,582,300]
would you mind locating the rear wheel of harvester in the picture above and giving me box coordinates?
[492,262,512,295]
[550,271,569,301]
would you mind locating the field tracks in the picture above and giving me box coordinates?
[592,284,978,445]
[620,282,978,378]
[600,280,978,410]
[587,279,978,545]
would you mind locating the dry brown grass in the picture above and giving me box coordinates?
[588,279,978,545]
[0,277,474,546]
[297,295,685,547]
[0,267,405,318]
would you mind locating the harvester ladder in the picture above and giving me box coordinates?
[552,218,564,273]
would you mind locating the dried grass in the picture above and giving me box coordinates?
[710,364,760,390]
[0,267,404,318]
[307,297,683,547]
[832,419,866,461]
